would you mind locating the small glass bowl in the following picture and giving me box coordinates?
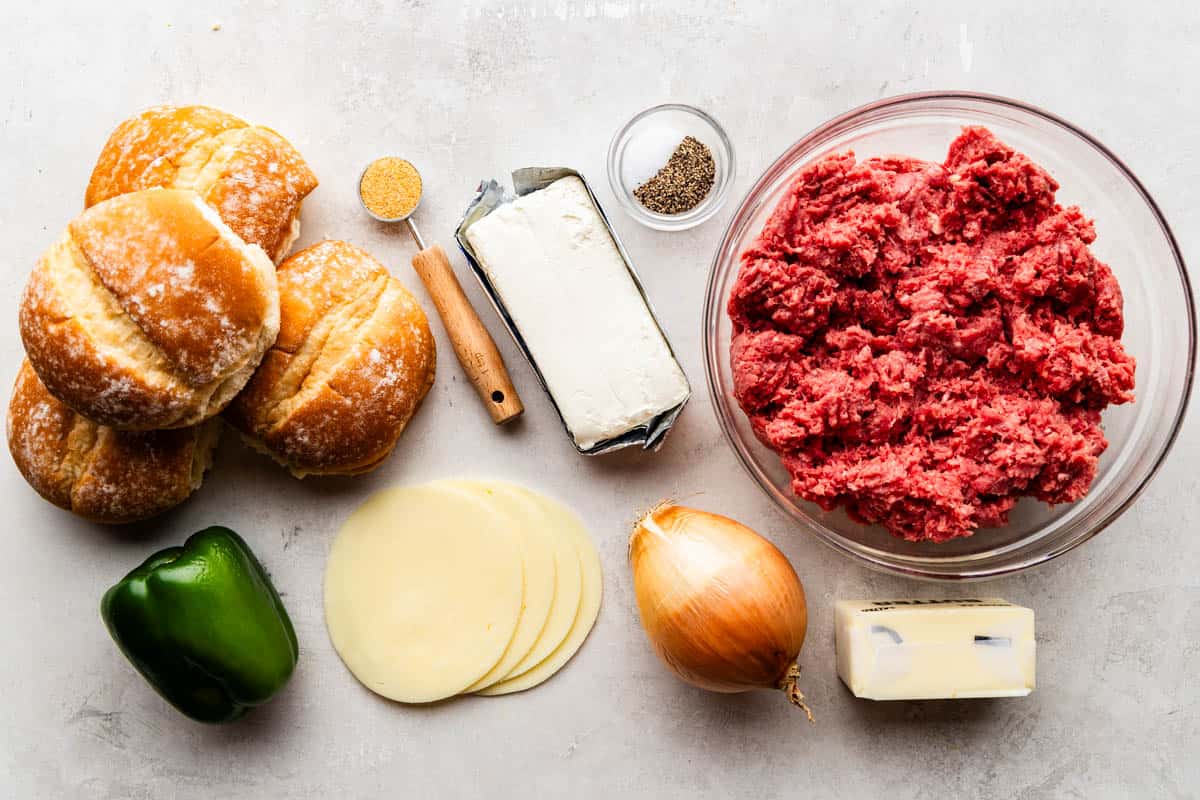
[704,91,1195,581]
[607,103,735,231]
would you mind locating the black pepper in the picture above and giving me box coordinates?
[633,136,716,215]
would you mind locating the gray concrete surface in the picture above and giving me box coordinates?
[1,2,1197,798]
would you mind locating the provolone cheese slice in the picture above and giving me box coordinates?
[323,484,524,703]
[479,490,602,695]
[442,480,558,693]
[486,486,583,685]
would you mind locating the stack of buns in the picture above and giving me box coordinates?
[8,105,437,523]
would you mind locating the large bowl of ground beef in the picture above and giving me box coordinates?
[704,93,1194,579]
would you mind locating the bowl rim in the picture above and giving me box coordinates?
[606,102,736,231]
[702,89,1197,581]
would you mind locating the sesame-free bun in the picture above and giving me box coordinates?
[85,105,318,264]
[7,360,221,524]
[226,240,436,477]
[19,188,280,430]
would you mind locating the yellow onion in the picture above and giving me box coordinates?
[630,503,812,719]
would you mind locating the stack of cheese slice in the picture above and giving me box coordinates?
[323,479,602,703]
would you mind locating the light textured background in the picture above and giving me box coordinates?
[1,2,1197,798]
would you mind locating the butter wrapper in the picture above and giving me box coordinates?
[455,167,690,455]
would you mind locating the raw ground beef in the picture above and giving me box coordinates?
[728,127,1135,542]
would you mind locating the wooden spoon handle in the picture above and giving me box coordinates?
[410,244,523,424]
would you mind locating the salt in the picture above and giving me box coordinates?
[621,125,689,187]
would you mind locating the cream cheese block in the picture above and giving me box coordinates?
[464,176,689,450]
[835,599,1035,700]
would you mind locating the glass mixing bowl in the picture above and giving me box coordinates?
[703,92,1195,580]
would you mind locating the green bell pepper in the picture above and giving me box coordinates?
[101,526,299,724]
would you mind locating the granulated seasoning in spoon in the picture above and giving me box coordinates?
[633,136,716,215]
[360,157,423,221]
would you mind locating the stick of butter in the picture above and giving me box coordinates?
[835,599,1035,700]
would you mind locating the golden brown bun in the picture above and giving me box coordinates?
[7,360,221,524]
[19,188,280,430]
[85,105,318,264]
[227,240,436,477]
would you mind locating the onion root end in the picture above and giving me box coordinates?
[779,664,814,723]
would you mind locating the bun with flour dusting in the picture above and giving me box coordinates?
[19,188,280,430]
[85,105,318,264]
[7,360,222,524]
[226,240,436,477]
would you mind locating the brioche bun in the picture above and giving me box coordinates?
[7,360,221,524]
[85,105,318,264]
[227,240,435,476]
[19,188,280,430]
